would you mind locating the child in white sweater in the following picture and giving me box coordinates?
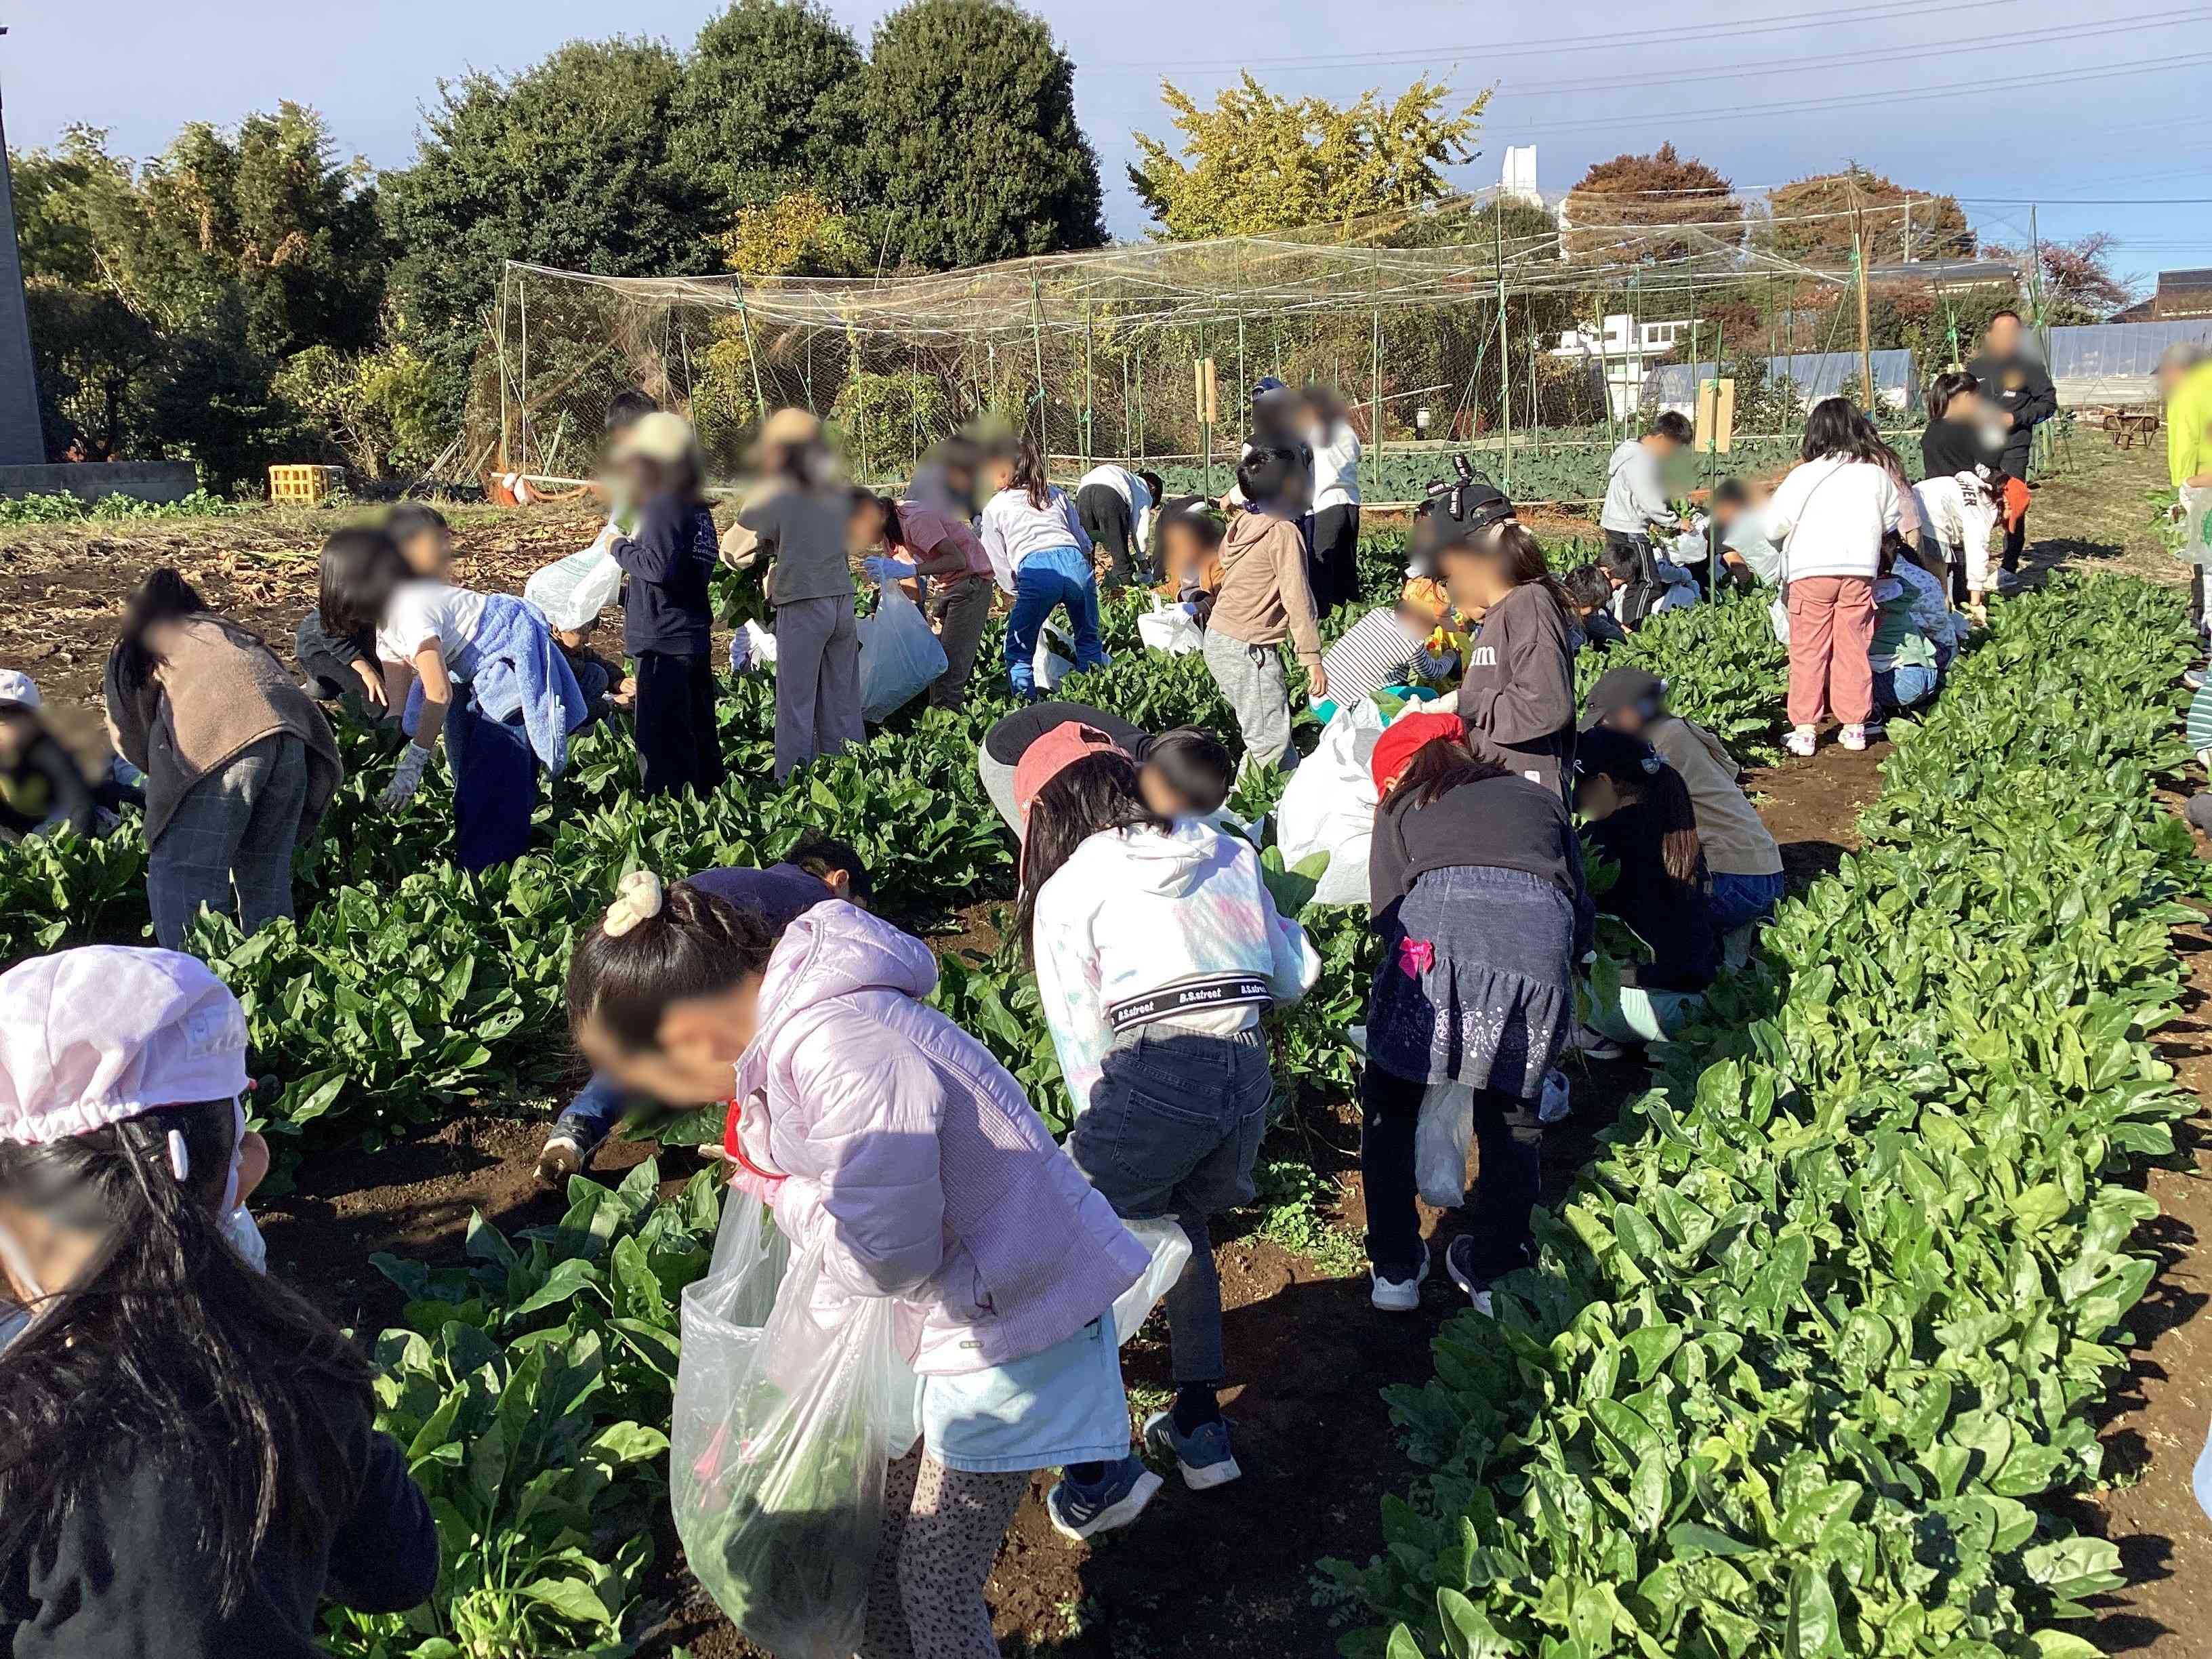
[1015,722,1317,1494]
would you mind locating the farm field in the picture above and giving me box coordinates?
[1,438,2207,1659]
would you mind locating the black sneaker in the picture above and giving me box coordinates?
[1443,1235,1496,1315]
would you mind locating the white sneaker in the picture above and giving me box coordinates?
[1839,724,1868,752]
[1564,1023,1627,1060]
[1370,1254,1430,1313]
[1784,725,1818,758]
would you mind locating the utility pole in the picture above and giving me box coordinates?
[0,28,48,466]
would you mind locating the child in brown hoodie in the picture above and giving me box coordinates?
[1202,443,1326,777]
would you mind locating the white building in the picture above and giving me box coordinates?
[1550,314,1696,420]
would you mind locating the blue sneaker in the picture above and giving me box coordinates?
[1144,1410,1242,1490]
[1045,1454,1162,1542]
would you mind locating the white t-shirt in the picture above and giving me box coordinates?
[1077,466,1155,555]
[1309,419,1361,510]
[377,580,489,665]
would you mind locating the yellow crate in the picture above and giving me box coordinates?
[268,464,344,504]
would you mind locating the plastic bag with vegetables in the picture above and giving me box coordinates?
[672,1190,918,1659]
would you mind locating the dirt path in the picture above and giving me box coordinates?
[254,728,1893,1659]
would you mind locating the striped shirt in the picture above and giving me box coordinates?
[1319,607,1456,706]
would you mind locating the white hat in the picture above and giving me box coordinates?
[0,947,249,1147]
[0,670,41,709]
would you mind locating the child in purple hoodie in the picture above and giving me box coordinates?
[565,874,1157,1658]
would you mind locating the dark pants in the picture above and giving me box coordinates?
[2000,461,2029,573]
[448,687,538,874]
[1310,504,1360,616]
[1076,483,1142,585]
[2192,567,2205,638]
[1065,1027,1273,1388]
[634,650,724,800]
[557,1071,631,1151]
[1359,1061,1540,1286]
[1603,531,1663,629]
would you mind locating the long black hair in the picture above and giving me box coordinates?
[1927,370,1979,421]
[0,1099,373,1614]
[1381,733,1511,811]
[316,528,409,660]
[112,567,214,699]
[565,880,779,1052]
[1008,439,1052,511]
[1017,751,1170,961]
[1801,396,1887,466]
[1578,733,1704,885]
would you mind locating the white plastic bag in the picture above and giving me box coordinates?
[2185,483,2212,570]
[673,1191,915,1659]
[1033,618,1098,691]
[523,539,624,633]
[1111,1217,1194,1344]
[1276,697,1404,908]
[857,582,948,723]
[741,619,779,669]
[1137,598,1204,657]
[1414,1082,1474,1207]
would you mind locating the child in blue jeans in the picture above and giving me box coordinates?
[1017,722,1318,1496]
[981,440,1107,698]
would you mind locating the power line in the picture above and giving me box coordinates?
[1091,0,2018,75]
[1484,5,2206,102]
[1495,49,2212,136]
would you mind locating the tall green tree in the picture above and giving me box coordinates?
[853,0,1104,270]
[675,0,866,218]
[382,39,718,412]
[1130,75,1488,240]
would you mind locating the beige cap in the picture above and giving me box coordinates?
[760,407,822,448]
[612,410,700,466]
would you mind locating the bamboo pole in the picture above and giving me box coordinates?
[1028,274,1048,448]
[1849,176,1875,410]
[735,294,769,426]
[1494,211,1511,494]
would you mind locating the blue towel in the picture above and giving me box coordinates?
[403,594,587,776]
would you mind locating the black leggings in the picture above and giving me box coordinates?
[1076,483,1141,583]
[1309,504,1361,615]
[1359,1063,1541,1284]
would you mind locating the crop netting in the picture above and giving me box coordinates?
[466,188,2024,504]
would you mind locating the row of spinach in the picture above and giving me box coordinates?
[1323,574,2197,1659]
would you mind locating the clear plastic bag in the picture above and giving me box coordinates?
[1414,1081,1474,1207]
[523,540,624,632]
[1277,697,1395,907]
[857,581,949,723]
[1111,1217,1194,1344]
[672,1192,914,1659]
[1032,618,1085,691]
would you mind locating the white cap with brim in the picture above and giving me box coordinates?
[0,947,249,1147]
[0,670,40,710]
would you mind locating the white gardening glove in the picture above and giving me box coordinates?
[378,743,432,811]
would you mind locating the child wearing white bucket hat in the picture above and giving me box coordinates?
[0,946,438,1653]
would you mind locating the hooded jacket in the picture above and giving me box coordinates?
[1029,821,1320,1118]
[1452,581,1577,799]
[1207,509,1324,665]
[1600,439,1679,537]
[731,903,1145,1376]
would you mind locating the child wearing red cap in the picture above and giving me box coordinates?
[1359,715,1591,1316]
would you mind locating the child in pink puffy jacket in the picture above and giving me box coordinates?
[564,873,1158,1659]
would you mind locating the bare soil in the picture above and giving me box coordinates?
[36,446,2212,1656]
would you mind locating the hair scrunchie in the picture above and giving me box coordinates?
[603,870,665,939]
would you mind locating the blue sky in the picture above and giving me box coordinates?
[4,0,2207,286]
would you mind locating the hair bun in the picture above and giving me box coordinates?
[602,870,665,938]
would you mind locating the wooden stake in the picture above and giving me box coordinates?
[1849,173,1875,411]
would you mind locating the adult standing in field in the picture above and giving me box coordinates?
[1073,462,1163,588]
[104,570,341,951]
[1305,386,1364,615]
[1761,398,1902,758]
[1966,309,2057,583]
[849,491,998,712]
[982,440,1109,699]
[2158,342,2212,651]
[1599,411,1693,628]
[734,409,864,781]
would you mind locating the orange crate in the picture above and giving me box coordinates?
[268,464,344,504]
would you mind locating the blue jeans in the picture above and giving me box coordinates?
[1004,546,1107,696]
[555,1071,630,1151]
[1708,869,1786,935]
[1873,662,1937,713]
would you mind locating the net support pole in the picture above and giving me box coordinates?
[1849,178,1875,411]
[517,276,530,472]
[1370,304,1384,472]
[1237,313,1247,431]
[735,293,769,426]
[494,272,511,473]
[1082,308,1095,470]
[1494,211,1512,495]
[1199,316,1213,499]
[1029,274,1048,448]
[1134,331,1146,464]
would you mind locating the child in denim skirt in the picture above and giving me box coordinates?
[1359,712,1592,1315]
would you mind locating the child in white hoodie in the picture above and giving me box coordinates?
[1015,722,1319,1494]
